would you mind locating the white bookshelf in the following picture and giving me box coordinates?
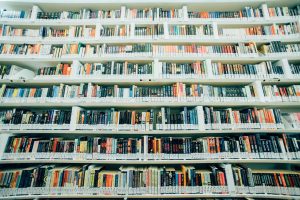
[0,0,300,199]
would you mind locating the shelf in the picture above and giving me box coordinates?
[0,100,299,108]
[0,129,299,135]
[0,159,299,165]
[0,193,299,200]
[0,54,300,66]
[0,16,299,27]
[1,35,299,45]
[1,78,299,86]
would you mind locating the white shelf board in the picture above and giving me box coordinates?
[1,17,299,26]
[0,193,299,200]
[0,101,299,108]
[0,129,299,135]
[0,54,300,64]
[0,159,299,165]
[2,78,299,86]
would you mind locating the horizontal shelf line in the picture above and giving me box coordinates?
[0,129,299,135]
[0,36,299,44]
[2,78,299,85]
[0,101,299,108]
[1,17,299,26]
[0,159,299,164]
[0,54,300,62]
[0,193,299,199]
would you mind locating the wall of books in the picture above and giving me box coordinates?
[0,0,299,199]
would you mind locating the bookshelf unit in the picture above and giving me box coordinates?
[0,0,300,199]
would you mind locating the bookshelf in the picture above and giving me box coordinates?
[0,0,300,199]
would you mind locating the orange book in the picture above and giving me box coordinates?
[158,139,161,153]
[70,44,78,54]
[131,111,136,125]
[243,136,251,153]
[181,165,187,186]
[211,138,216,153]
[207,137,211,153]
[13,138,20,153]
[52,138,58,152]
[279,173,287,187]
[62,64,69,75]
[10,171,19,188]
[153,139,157,153]
[29,88,36,97]
[53,170,59,187]
[91,28,96,37]
[219,172,226,186]
[273,173,280,186]
[107,174,112,187]
[128,139,131,153]
[85,63,91,75]
[67,66,71,75]
[216,137,221,153]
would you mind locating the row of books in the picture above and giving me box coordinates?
[291,64,300,74]
[0,83,89,99]
[268,6,300,17]
[1,84,300,104]
[0,164,227,192]
[0,83,257,99]
[1,5,300,20]
[232,167,300,188]
[0,25,96,38]
[100,25,130,37]
[262,85,300,100]
[37,62,153,76]
[188,7,263,19]
[0,107,297,129]
[1,61,299,81]
[211,61,285,78]
[168,25,214,36]
[33,61,298,79]
[219,23,300,37]
[0,9,29,19]
[42,9,122,20]
[151,43,258,55]
[0,165,299,194]
[0,109,71,125]
[260,41,300,54]
[2,24,300,40]
[2,42,300,57]
[3,134,299,159]
[203,107,284,129]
